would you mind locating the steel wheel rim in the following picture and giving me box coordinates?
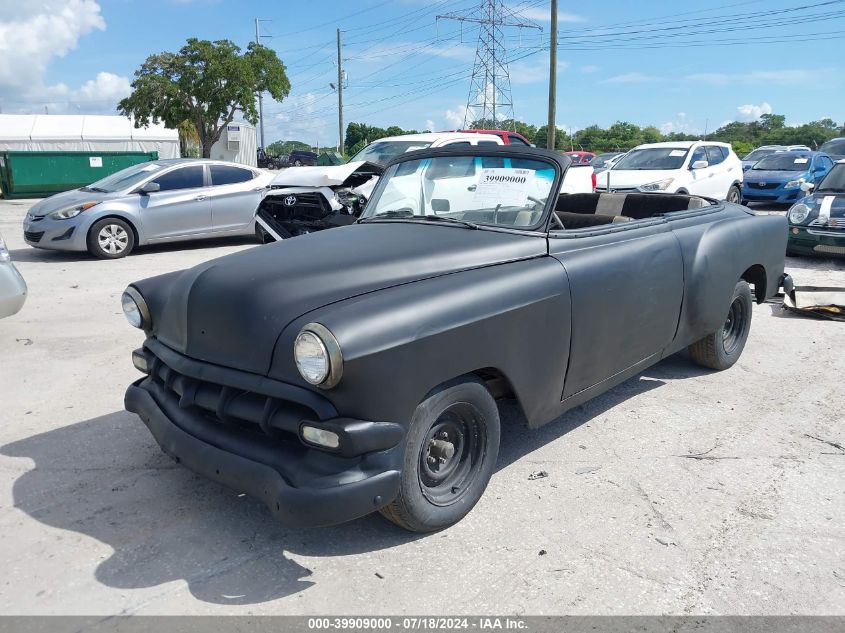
[722,296,747,354]
[728,188,740,203]
[98,225,129,254]
[418,402,486,507]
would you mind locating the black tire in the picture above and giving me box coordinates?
[293,160,303,167]
[87,218,135,259]
[380,377,500,532]
[688,280,752,370]
[726,184,742,204]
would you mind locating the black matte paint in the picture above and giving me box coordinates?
[125,145,787,526]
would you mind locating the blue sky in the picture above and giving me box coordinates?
[2,0,843,146]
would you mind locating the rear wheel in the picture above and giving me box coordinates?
[688,280,752,370]
[726,184,742,204]
[380,377,500,532]
[87,218,135,259]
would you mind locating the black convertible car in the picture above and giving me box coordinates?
[122,146,789,532]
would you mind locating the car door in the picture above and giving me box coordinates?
[207,164,265,233]
[139,165,212,240]
[549,219,684,400]
[705,145,734,198]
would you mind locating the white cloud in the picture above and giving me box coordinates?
[685,69,832,86]
[659,112,695,135]
[424,119,436,132]
[512,6,584,23]
[0,0,105,90]
[510,59,569,85]
[265,91,333,145]
[0,1,133,115]
[444,103,468,129]
[580,65,600,73]
[735,102,773,122]
[602,72,660,84]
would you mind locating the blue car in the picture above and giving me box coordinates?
[742,151,835,204]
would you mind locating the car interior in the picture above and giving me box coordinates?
[550,192,711,230]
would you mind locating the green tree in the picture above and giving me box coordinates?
[118,38,290,158]
[344,122,418,153]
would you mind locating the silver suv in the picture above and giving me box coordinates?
[23,159,273,259]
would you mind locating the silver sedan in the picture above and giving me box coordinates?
[0,232,26,319]
[23,159,273,259]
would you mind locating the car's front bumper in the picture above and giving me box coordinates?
[742,186,802,204]
[22,215,89,251]
[787,225,845,258]
[124,341,404,527]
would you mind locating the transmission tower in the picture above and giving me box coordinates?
[438,1,541,128]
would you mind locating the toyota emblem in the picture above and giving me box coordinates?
[283,195,297,206]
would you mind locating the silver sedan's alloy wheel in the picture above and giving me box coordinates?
[98,224,130,255]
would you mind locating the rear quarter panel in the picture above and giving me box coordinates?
[666,205,786,355]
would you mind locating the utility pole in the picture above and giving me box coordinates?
[337,28,344,156]
[254,18,272,150]
[546,0,558,149]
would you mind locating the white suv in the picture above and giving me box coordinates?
[596,141,743,202]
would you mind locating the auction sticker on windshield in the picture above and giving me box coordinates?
[473,168,534,207]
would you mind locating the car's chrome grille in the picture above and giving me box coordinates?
[814,244,845,255]
[809,218,845,230]
[146,349,317,442]
[24,230,44,243]
[747,182,780,190]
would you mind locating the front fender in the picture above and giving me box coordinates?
[270,257,571,427]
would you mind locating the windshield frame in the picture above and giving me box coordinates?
[613,147,691,171]
[349,140,434,166]
[360,146,566,234]
[84,161,172,193]
[751,153,813,171]
[817,163,845,192]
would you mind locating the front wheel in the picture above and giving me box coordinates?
[688,280,752,370]
[87,218,135,259]
[726,184,742,204]
[380,377,500,532]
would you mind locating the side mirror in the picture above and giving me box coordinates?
[431,198,451,213]
[690,160,709,170]
[139,181,160,195]
[800,181,815,192]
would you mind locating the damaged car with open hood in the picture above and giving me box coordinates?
[122,145,789,532]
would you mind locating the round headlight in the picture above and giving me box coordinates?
[788,203,811,225]
[121,287,150,330]
[294,324,343,388]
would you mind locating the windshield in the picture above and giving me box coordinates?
[743,148,778,162]
[752,154,811,171]
[614,148,689,170]
[817,164,845,192]
[361,155,556,229]
[84,162,167,193]
[820,139,845,156]
[350,140,433,166]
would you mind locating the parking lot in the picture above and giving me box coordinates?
[1,198,843,615]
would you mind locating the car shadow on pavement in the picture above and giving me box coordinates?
[0,355,700,606]
[0,411,423,606]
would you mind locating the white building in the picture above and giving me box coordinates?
[0,114,179,158]
[209,121,258,167]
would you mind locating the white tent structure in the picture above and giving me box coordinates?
[0,114,179,158]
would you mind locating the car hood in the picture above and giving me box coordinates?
[804,191,845,217]
[596,169,679,189]
[143,222,545,376]
[269,161,383,188]
[744,169,806,183]
[27,188,120,217]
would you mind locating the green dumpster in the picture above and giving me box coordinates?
[316,151,345,166]
[0,151,159,199]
